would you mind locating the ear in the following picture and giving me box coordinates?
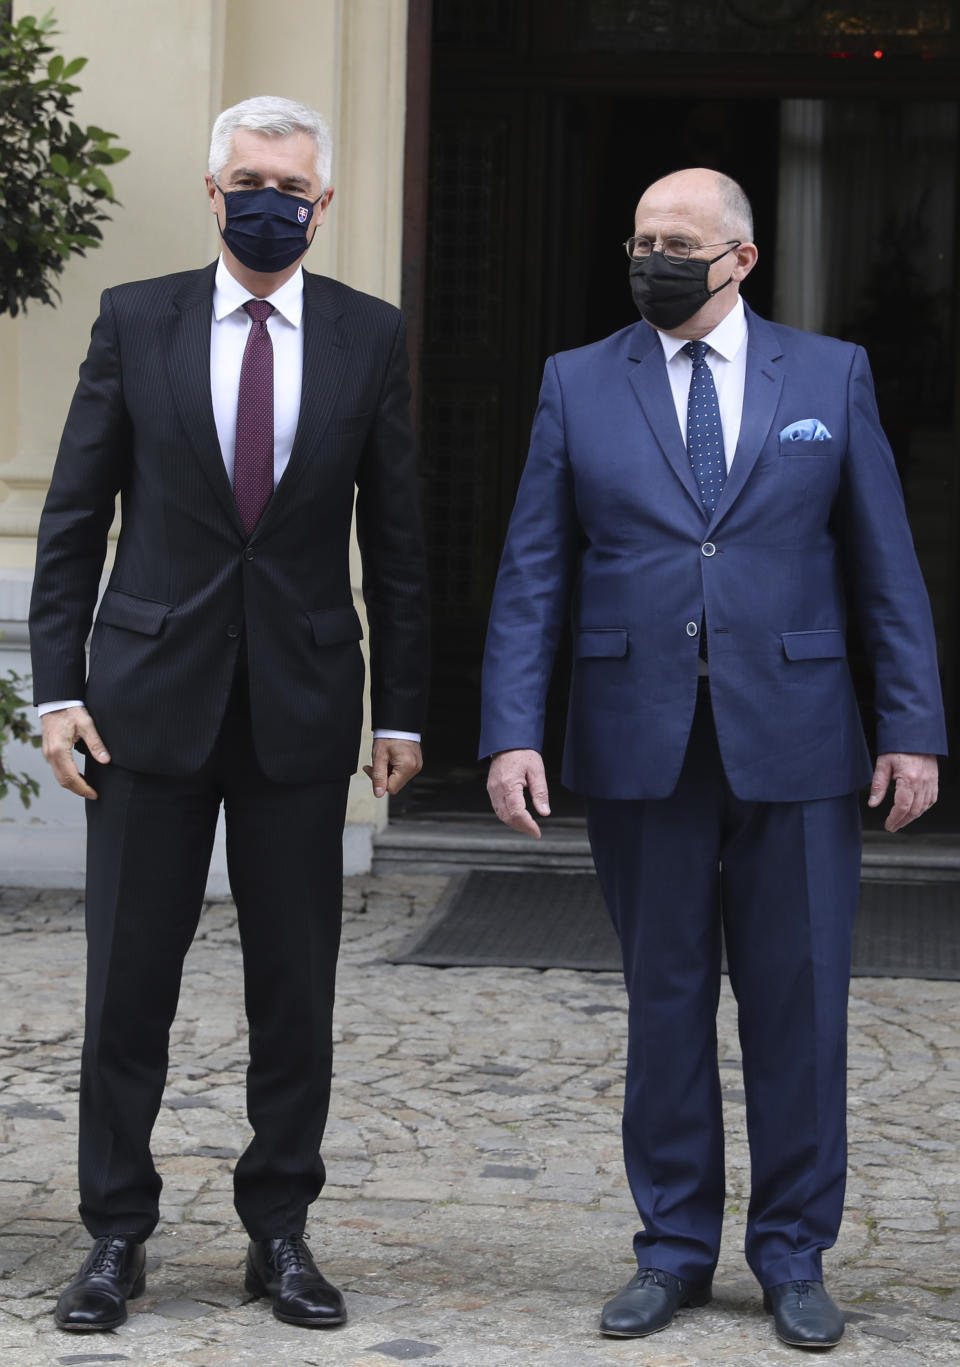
[205,174,220,216]
[314,187,335,226]
[309,187,335,235]
[731,241,758,282]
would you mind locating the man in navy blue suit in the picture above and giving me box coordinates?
[480,168,946,1350]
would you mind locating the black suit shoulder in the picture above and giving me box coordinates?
[303,270,401,320]
[99,263,217,319]
[99,264,405,340]
[302,271,405,356]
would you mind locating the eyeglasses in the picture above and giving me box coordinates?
[624,236,741,264]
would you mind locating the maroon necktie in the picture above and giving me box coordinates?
[233,299,275,535]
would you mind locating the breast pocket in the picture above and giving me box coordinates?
[326,409,375,440]
[778,438,840,458]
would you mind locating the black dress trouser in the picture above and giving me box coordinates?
[79,668,350,1243]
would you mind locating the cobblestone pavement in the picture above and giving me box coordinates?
[1,874,959,1367]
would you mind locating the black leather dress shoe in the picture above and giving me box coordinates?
[764,1280,845,1348]
[245,1234,346,1328]
[600,1267,712,1337]
[54,1235,146,1332]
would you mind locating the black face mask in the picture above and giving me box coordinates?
[629,245,736,331]
[215,183,322,274]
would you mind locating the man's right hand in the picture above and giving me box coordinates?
[40,706,111,800]
[486,748,551,839]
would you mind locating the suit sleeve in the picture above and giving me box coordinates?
[29,290,129,705]
[839,345,947,757]
[354,313,430,733]
[478,355,577,759]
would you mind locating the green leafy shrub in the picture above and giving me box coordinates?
[0,666,41,808]
[0,8,129,316]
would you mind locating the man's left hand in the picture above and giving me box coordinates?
[363,738,423,798]
[868,752,938,832]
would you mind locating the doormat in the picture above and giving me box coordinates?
[391,870,960,980]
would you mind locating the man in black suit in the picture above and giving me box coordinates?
[29,95,429,1333]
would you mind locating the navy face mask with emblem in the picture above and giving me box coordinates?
[215,183,322,274]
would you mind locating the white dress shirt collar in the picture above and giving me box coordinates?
[656,294,747,364]
[213,255,305,329]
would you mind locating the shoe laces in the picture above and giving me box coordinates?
[788,1280,817,1301]
[89,1236,129,1277]
[274,1233,311,1275]
[635,1268,673,1290]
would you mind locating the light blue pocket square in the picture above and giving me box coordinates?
[779,418,832,442]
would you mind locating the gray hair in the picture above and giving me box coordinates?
[209,96,333,189]
[717,174,754,242]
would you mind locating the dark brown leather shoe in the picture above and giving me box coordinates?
[245,1234,346,1328]
[54,1235,146,1332]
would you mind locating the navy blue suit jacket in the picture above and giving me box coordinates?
[479,305,946,802]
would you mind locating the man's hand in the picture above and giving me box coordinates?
[868,752,938,833]
[487,748,550,839]
[40,706,111,800]
[363,738,422,798]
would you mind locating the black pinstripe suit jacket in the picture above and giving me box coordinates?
[29,262,430,782]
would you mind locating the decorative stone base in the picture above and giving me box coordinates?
[0,817,376,893]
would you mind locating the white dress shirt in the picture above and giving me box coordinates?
[210,256,304,487]
[40,255,418,744]
[656,294,749,470]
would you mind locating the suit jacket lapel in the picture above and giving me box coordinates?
[256,271,349,533]
[163,262,247,538]
[626,324,705,516]
[707,307,784,532]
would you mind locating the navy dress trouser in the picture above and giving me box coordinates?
[586,689,862,1289]
[79,667,350,1244]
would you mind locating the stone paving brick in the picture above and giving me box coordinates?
[0,873,958,1364]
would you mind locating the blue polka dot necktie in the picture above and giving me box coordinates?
[683,339,725,513]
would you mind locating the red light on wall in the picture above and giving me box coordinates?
[873,49,884,59]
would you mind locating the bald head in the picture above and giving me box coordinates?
[630,167,758,338]
[638,168,754,244]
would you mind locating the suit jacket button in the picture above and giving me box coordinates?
[686,621,699,637]
[243,547,255,561]
[701,542,716,557]
[226,624,241,639]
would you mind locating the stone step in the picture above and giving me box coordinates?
[373,818,592,876]
[373,818,960,883]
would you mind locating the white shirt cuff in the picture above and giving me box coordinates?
[36,709,422,745]
[37,699,85,717]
